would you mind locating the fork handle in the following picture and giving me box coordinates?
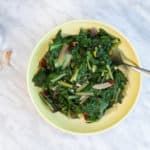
[124,63,150,76]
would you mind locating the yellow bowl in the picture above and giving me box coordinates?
[27,20,141,134]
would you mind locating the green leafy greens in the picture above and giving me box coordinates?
[32,28,127,123]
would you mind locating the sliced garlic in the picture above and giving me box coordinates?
[93,82,112,90]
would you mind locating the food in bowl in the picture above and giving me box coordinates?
[32,28,127,123]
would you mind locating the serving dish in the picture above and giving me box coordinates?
[27,20,141,134]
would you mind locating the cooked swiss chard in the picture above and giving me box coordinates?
[32,28,127,123]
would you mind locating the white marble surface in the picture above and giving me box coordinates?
[0,0,150,149]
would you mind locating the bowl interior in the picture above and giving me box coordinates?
[27,20,141,134]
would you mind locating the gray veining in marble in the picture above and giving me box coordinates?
[0,0,150,150]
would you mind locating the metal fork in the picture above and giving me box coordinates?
[111,49,150,76]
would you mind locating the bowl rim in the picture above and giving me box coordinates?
[27,19,141,135]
